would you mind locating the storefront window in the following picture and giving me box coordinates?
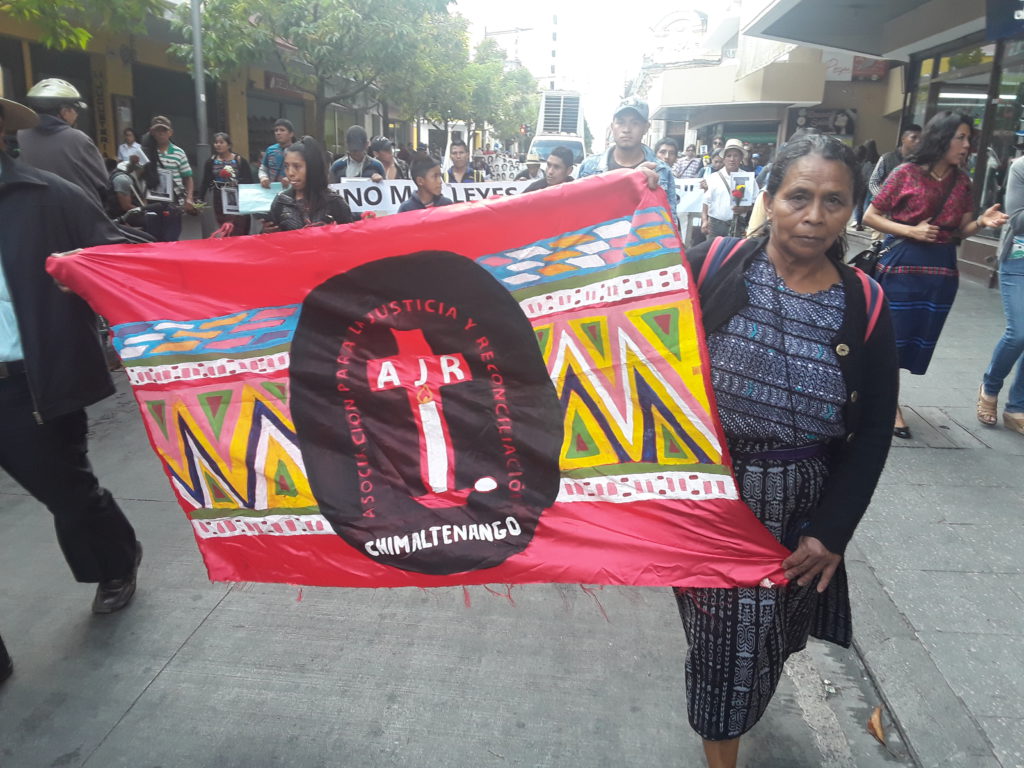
[911,57,945,128]
[938,43,996,76]
[978,53,1024,224]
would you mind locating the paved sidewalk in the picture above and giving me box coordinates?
[0,379,910,767]
[842,231,1024,768]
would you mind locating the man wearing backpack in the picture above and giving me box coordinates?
[107,156,147,219]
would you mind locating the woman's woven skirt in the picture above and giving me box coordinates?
[875,236,958,375]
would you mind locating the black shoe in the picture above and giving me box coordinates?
[893,426,912,440]
[0,636,12,684]
[92,541,143,614]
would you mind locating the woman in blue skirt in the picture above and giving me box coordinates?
[864,111,1008,438]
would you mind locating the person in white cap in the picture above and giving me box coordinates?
[16,78,108,205]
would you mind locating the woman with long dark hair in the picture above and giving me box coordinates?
[198,132,253,236]
[864,111,1008,438]
[673,135,898,768]
[269,136,356,231]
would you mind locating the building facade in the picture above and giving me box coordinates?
[0,13,396,166]
[632,1,906,175]
[745,0,1021,277]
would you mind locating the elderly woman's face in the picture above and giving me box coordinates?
[766,154,854,262]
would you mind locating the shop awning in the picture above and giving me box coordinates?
[743,0,981,60]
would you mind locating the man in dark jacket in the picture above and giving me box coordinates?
[868,123,922,197]
[524,145,575,193]
[0,96,142,656]
[329,125,385,183]
[16,78,108,206]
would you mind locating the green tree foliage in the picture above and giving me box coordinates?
[463,38,506,149]
[170,0,537,145]
[380,11,472,141]
[171,0,448,128]
[2,0,168,50]
[491,65,538,146]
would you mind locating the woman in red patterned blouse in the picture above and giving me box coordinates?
[864,111,1008,438]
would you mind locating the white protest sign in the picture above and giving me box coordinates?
[331,179,534,216]
[237,180,535,216]
[676,178,705,214]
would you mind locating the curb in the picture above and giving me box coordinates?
[845,540,1000,768]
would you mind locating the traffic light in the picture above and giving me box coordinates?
[520,124,527,134]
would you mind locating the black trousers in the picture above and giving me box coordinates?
[0,373,136,583]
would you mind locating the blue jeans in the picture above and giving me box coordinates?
[983,257,1024,413]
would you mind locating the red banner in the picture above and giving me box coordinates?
[49,171,788,588]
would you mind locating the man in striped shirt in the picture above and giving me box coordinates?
[147,115,194,242]
[673,144,703,179]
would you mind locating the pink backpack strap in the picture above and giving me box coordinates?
[852,267,884,342]
[696,236,746,289]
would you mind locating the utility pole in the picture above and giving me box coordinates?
[191,0,211,235]
[191,0,209,168]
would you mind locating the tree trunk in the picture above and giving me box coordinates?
[315,79,329,150]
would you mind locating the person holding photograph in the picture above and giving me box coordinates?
[199,132,253,236]
[140,116,195,242]
[702,139,759,237]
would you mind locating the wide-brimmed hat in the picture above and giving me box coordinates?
[525,153,541,164]
[721,138,745,155]
[0,96,39,132]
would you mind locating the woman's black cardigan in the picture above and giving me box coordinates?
[685,237,899,555]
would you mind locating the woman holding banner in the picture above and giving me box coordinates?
[269,136,356,232]
[198,132,253,236]
[646,134,898,768]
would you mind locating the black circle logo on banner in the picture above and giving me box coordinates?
[290,251,562,575]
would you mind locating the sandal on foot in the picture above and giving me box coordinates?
[1004,411,1024,436]
[977,386,998,426]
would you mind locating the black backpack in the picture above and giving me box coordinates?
[105,167,142,220]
